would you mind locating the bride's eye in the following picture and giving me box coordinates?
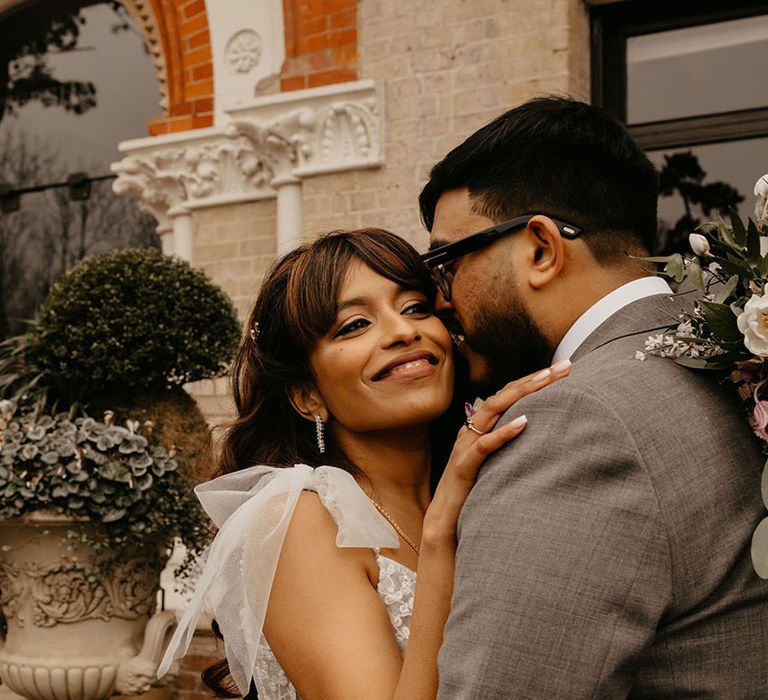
[334,317,370,337]
[403,300,432,317]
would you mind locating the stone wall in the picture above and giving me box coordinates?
[185,199,278,427]
[301,0,591,249]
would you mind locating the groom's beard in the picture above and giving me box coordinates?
[464,296,552,394]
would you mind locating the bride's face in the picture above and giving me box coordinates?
[310,260,454,436]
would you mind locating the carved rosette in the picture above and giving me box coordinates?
[225,29,262,74]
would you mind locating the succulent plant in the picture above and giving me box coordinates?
[0,406,209,581]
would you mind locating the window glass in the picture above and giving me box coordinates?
[627,15,768,124]
[647,137,768,254]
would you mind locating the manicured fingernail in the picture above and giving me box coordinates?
[509,415,527,429]
[550,359,572,373]
[530,369,551,383]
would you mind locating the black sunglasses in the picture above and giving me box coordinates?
[421,213,582,301]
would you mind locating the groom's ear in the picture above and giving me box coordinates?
[522,215,565,290]
[288,383,328,423]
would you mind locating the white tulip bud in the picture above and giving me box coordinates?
[756,175,768,230]
[689,233,710,257]
[754,174,768,198]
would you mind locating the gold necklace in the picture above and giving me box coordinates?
[368,497,420,555]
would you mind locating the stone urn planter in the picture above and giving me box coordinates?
[0,249,238,699]
[0,512,176,700]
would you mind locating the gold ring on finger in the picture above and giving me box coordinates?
[465,417,487,436]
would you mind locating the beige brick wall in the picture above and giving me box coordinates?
[303,0,591,250]
[191,200,277,317]
[189,0,591,292]
[186,199,277,426]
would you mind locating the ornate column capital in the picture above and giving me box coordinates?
[111,80,383,233]
[227,79,382,178]
[111,126,277,227]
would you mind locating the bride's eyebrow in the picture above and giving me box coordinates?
[337,287,421,313]
[337,296,369,312]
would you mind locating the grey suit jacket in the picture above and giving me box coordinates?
[438,293,768,699]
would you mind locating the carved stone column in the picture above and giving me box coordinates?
[111,80,383,259]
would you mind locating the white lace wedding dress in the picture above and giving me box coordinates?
[158,464,416,699]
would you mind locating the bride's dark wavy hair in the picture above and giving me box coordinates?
[201,228,466,698]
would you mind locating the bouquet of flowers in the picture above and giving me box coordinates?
[638,173,768,577]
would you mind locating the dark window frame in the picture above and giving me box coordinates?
[590,0,768,149]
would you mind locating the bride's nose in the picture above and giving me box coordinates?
[379,312,421,347]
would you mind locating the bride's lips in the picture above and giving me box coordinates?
[371,350,439,381]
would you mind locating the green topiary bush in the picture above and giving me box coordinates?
[25,248,240,404]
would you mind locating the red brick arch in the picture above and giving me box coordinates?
[281,0,358,91]
[139,0,360,135]
[144,0,214,135]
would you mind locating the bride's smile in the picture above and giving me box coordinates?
[371,351,438,382]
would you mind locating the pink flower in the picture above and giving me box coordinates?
[754,401,768,432]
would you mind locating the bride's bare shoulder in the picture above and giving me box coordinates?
[278,490,379,584]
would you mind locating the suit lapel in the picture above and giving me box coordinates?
[570,291,697,362]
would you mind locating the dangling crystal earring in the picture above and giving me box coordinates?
[315,415,326,454]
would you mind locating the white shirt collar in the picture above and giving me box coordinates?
[551,276,673,364]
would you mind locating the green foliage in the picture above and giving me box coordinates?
[24,248,240,406]
[0,408,209,580]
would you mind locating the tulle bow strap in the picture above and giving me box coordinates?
[157,464,399,694]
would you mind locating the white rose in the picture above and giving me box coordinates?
[737,293,768,357]
[689,233,710,257]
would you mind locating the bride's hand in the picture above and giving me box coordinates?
[422,360,572,548]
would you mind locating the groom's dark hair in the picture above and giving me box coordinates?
[419,96,659,262]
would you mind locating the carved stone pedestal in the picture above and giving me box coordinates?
[0,513,176,700]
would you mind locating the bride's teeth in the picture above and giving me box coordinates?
[390,359,428,374]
